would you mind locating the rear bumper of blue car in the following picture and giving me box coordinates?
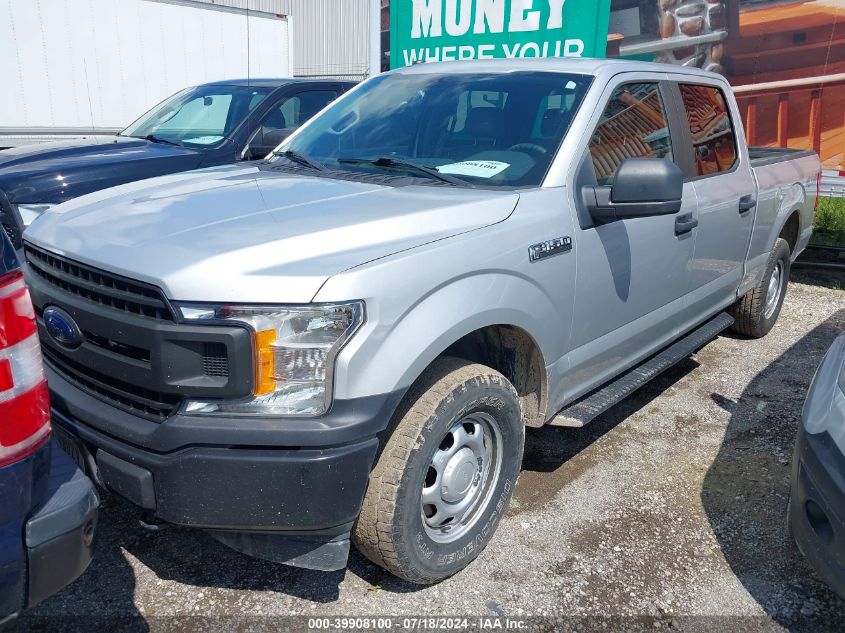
[25,439,99,609]
[0,439,98,624]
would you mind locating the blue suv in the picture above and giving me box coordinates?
[0,79,353,248]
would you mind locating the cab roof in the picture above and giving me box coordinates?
[201,78,356,88]
[390,57,726,83]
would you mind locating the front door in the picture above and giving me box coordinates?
[562,79,697,403]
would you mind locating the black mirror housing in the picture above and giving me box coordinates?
[244,127,295,161]
[612,158,683,204]
[583,158,683,224]
[262,127,293,148]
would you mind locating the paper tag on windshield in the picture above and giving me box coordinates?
[437,160,510,178]
[183,135,224,145]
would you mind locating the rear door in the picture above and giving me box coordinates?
[563,76,698,401]
[674,80,756,329]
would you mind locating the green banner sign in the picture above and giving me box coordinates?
[390,0,611,69]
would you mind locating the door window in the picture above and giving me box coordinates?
[589,82,674,185]
[245,90,339,160]
[678,84,737,177]
[262,90,338,133]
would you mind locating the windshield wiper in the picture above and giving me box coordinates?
[275,149,326,171]
[337,156,467,186]
[135,134,182,147]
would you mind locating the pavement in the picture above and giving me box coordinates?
[19,272,845,632]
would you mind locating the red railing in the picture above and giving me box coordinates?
[733,73,845,160]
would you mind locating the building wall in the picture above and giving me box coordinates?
[288,0,372,80]
[151,1,376,81]
[195,0,379,80]
[381,0,390,31]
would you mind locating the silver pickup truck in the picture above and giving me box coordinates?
[23,58,819,583]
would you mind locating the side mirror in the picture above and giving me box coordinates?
[582,158,683,224]
[244,127,294,160]
[262,127,293,148]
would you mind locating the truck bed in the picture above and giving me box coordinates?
[749,146,817,168]
[745,146,821,274]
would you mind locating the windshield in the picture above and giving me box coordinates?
[121,84,274,147]
[278,71,591,188]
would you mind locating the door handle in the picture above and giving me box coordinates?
[739,195,756,213]
[675,213,698,236]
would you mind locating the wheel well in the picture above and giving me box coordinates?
[779,211,800,254]
[442,325,547,427]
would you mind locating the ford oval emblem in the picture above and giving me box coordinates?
[43,307,83,349]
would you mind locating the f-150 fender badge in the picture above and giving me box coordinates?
[528,237,572,262]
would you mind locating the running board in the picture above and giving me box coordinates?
[549,312,734,428]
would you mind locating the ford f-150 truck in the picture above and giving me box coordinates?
[0,79,353,248]
[22,58,819,584]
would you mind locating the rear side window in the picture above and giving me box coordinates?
[589,82,674,185]
[678,84,737,177]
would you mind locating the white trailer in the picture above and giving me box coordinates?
[0,0,291,146]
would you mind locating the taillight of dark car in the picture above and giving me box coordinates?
[0,270,50,467]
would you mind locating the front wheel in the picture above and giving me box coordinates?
[729,237,791,338]
[353,358,524,584]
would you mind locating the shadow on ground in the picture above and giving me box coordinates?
[517,359,700,515]
[701,308,845,631]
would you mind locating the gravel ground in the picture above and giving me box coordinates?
[19,272,845,632]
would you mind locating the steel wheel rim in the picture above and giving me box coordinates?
[764,261,783,319]
[421,412,503,543]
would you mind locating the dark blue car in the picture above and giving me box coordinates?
[0,78,354,247]
[0,227,98,625]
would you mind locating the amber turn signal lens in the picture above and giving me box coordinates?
[254,329,277,396]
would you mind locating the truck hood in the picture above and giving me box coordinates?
[25,164,519,303]
[0,136,205,203]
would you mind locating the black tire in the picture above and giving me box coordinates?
[729,238,791,338]
[352,357,524,584]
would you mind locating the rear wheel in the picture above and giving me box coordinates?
[353,357,524,584]
[729,237,791,338]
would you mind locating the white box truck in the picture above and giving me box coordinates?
[0,0,292,147]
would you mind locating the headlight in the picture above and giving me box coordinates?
[15,204,55,227]
[175,302,364,416]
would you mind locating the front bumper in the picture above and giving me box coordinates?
[25,440,99,609]
[788,427,845,599]
[48,364,401,570]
